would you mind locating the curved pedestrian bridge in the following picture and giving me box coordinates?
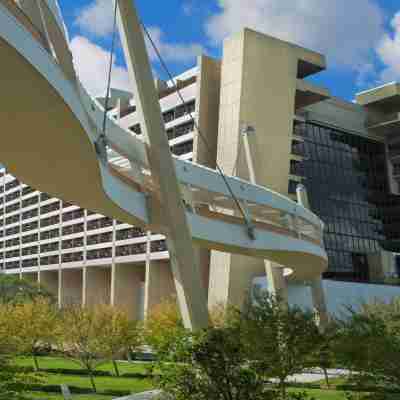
[0,0,328,326]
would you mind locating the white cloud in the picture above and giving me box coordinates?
[355,63,377,89]
[205,0,384,71]
[377,12,400,82]
[70,36,130,97]
[75,0,116,37]
[146,26,203,63]
[74,0,203,64]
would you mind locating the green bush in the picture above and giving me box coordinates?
[336,300,400,393]
[157,326,273,400]
[0,275,52,305]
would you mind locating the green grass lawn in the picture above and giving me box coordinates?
[27,393,114,400]
[293,388,347,400]
[36,372,153,393]
[15,356,153,376]
[13,356,155,399]
[12,356,392,400]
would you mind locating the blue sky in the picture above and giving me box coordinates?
[58,0,400,101]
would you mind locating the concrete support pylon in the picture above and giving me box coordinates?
[60,268,83,307]
[296,184,329,328]
[40,270,59,300]
[264,261,288,301]
[110,263,145,320]
[82,267,111,308]
[241,126,289,302]
[144,259,176,319]
[116,0,209,330]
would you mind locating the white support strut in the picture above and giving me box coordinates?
[116,0,209,330]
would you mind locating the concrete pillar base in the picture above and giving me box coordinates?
[22,272,38,284]
[208,251,265,310]
[60,268,83,307]
[83,266,111,308]
[264,261,288,302]
[310,276,329,329]
[144,260,176,318]
[40,270,59,300]
[111,263,145,320]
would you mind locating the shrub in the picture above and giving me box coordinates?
[0,275,52,305]
[240,290,322,400]
[157,326,272,400]
[144,297,185,357]
[337,300,400,392]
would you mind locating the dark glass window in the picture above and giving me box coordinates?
[299,122,396,282]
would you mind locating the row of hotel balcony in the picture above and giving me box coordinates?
[3,240,168,269]
[2,239,167,261]
[162,100,195,124]
[119,76,196,119]
[0,189,75,206]
[0,215,118,236]
[3,234,164,258]
[128,121,194,156]
[0,198,61,216]
[128,101,195,136]
[0,227,147,249]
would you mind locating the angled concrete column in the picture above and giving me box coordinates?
[209,30,299,311]
[310,278,329,327]
[60,268,83,307]
[297,184,328,327]
[117,0,208,329]
[264,261,288,301]
[16,1,49,39]
[35,0,76,82]
[144,260,176,317]
[242,123,289,302]
[111,263,145,320]
[209,251,265,309]
[40,270,59,299]
[83,266,111,308]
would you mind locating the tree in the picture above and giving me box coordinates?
[95,304,142,376]
[311,320,340,387]
[10,297,59,371]
[144,297,185,357]
[0,303,35,400]
[0,275,52,305]
[241,290,322,400]
[336,300,400,392]
[157,326,272,400]
[59,305,107,392]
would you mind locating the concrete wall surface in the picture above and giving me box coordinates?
[253,276,400,317]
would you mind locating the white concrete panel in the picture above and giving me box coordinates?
[253,276,400,317]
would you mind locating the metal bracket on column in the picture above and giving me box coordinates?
[181,184,195,213]
[242,201,256,240]
[94,133,108,164]
[240,124,258,240]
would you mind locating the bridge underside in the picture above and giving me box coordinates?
[0,0,329,329]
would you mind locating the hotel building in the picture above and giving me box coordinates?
[2,25,400,316]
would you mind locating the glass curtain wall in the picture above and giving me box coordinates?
[298,122,389,281]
